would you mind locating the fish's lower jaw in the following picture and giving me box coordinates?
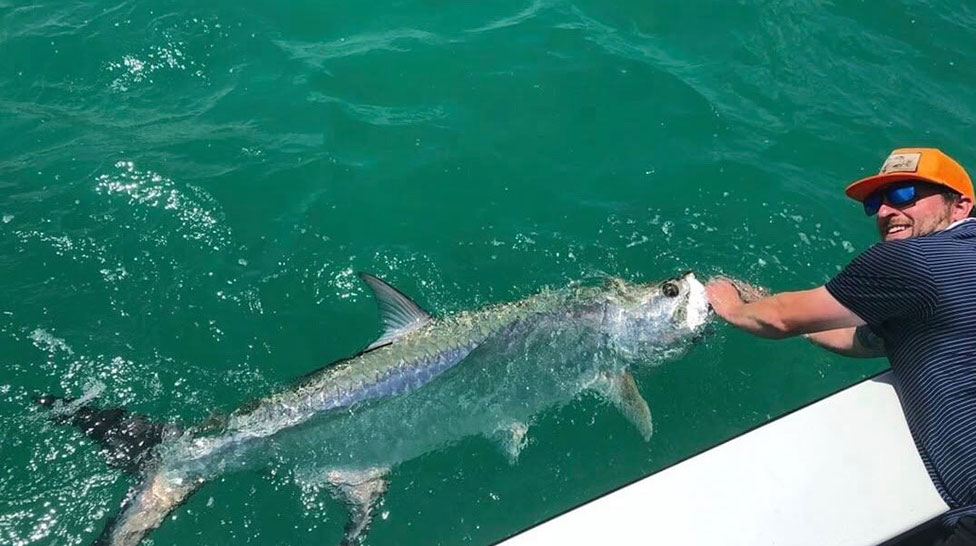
[682,275,711,331]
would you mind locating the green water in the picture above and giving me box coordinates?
[3,0,976,544]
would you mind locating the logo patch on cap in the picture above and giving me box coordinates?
[880,152,922,174]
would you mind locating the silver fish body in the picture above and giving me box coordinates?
[91,271,711,546]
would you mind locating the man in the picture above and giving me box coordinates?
[706,148,976,546]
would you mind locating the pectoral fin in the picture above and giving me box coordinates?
[326,467,390,546]
[591,371,653,441]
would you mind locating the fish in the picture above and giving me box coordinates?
[37,270,711,546]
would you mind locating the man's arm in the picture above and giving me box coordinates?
[705,280,866,339]
[804,326,885,358]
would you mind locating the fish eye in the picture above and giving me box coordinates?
[662,282,680,298]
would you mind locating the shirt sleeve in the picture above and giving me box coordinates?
[825,240,939,326]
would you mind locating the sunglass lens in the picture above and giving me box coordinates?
[888,184,916,206]
[864,193,882,216]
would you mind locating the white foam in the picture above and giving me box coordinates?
[29,328,74,355]
[48,381,105,419]
[682,274,711,331]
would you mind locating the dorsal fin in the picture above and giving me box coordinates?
[359,272,433,350]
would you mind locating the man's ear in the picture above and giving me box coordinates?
[952,194,974,221]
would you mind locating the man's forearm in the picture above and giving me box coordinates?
[707,281,866,340]
[721,293,802,339]
[805,326,886,358]
[712,286,867,339]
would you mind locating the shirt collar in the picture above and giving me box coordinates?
[947,217,976,230]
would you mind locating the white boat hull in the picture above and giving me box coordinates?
[499,371,948,546]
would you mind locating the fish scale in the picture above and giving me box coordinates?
[224,287,591,440]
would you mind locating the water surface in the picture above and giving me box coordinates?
[3,1,975,544]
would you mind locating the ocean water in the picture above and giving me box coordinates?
[3,1,976,544]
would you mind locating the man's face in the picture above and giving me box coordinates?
[874,184,955,241]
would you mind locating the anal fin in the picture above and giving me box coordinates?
[491,421,530,464]
[326,467,390,546]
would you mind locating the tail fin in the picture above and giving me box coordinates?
[35,394,170,473]
[37,394,200,546]
[93,470,203,546]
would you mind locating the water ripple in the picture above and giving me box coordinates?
[274,28,447,66]
[308,92,450,127]
[464,0,553,34]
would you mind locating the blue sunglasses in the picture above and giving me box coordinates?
[863,183,919,216]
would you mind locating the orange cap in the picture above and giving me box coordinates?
[845,148,974,202]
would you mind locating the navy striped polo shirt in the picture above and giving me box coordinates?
[825,218,976,523]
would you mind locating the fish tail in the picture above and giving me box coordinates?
[34,393,171,474]
[93,469,204,546]
[35,393,196,546]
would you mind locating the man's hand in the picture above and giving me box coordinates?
[705,278,746,323]
[704,278,865,339]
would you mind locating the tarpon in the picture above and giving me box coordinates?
[37,271,711,546]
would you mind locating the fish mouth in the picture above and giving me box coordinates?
[681,272,711,331]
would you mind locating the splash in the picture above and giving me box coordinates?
[95,161,231,251]
[104,16,230,92]
[29,329,74,356]
[107,44,192,92]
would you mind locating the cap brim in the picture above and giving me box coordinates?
[844,172,935,202]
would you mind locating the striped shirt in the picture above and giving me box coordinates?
[826,218,976,524]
